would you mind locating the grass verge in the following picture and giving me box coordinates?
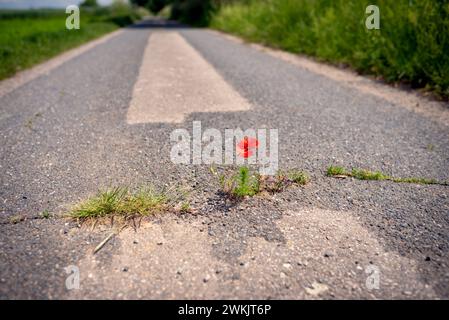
[327,165,448,186]
[211,0,449,99]
[0,5,146,80]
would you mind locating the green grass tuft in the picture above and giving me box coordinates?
[219,166,309,197]
[326,165,448,186]
[392,177,440,185]
[40,210,50,219]
[287,170,309,185]
[232,166,260,197]
[69,186,171,220]
[327,166,347,176]
[219,166,260,197]
[351,168,389,181]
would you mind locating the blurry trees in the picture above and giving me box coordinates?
[130,0,215,26]
[80,0,99,8]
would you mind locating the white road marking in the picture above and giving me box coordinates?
[127,31,251,124]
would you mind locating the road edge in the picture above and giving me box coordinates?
[207,29,449,126]
[0,29,124,98]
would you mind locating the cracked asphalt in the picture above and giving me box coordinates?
[0,20,448,299]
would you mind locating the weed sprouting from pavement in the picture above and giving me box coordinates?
[69,186,183,221]
[326,166,346,176]
[287,170,310,185]
[392,177,440,185]
[218,166,309,198]
[178,201,192,214]
[327,166,448,186]
[40,210,50,219]
[220,166,260,198]
[351,168,389,181]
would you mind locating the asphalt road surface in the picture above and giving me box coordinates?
[1,20,448,299]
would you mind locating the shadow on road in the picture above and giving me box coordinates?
[127,17,190,29]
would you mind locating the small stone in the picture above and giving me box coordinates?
[283,263,292,269]
[203,275,210,283]
[324,252,333,258]
[280,272,287,279]
[133,240,138,244]
[122,267,128,272]
[425,256,431,261]
[305,282,329,296]
[403,291,412,296]
[157,242,163,245]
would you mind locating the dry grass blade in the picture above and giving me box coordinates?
[93,232,115,254]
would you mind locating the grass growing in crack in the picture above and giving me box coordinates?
[220,166,260,198]
[219,166,309,198]
[69,186,178,221]
[40,210,50,219]
[178,201,192,214]
[327,166,346,176]
[287,170,310,185]
[392,177,440,185]
[327,165,448,186]
[351,168,389,181]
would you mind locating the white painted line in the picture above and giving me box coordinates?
[0,29,124,98]
[127,31,251,124]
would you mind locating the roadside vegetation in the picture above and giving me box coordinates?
[0,1,147,80]
[137,0,448,99]
[210,0,449,99]
[327,165,449,186]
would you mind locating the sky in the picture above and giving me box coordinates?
[0,0,113,9]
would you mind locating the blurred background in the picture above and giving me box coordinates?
[0,0,448,99]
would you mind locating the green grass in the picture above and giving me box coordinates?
[351,168,389,181]
[40,210,50,219]
[0,6,144,80]
[219,166,309,198]
[211,0,449,99]
[220,166,260,198]
[69,186,174,220]
[326,166,347,176]
[327,165,448,186]
[287,170,310,185]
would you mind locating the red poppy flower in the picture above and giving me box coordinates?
[237,136,259,158]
